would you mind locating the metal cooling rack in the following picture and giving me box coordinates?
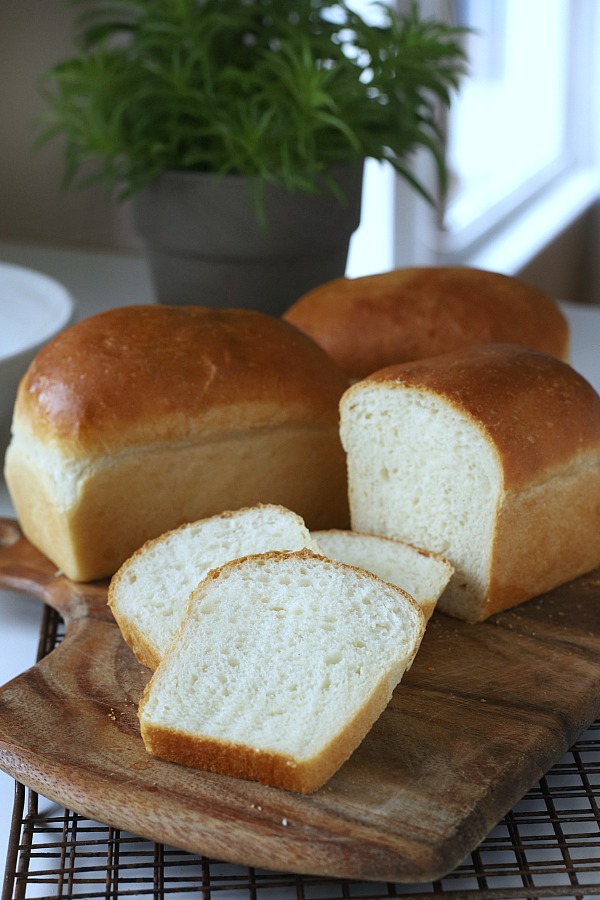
[3,605,600,900]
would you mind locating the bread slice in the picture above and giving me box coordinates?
[312,529,453,621]
[139,549,425,793]
[108,504,320,670]
[339,343,600,623]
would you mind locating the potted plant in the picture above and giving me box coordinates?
[37,0,467,312]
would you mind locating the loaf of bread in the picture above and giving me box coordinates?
[312,529,453,621]
[339,343,600,623]
[284,266,570,379]
[139,549,425,793]
[109,504,321,670]
[4,305,350,581]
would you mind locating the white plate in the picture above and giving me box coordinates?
[0,263,74,361]
[0,262,75,452]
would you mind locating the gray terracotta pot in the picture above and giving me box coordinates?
[131,164,364,314]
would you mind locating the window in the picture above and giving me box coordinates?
[439,0,600,267]
[349,0,600,280]
[444,0,569,240]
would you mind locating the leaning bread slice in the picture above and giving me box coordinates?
[313,529,453,621]
[109,504,320,670]
[139,549,425,793]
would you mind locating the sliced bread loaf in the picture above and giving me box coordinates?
[339,344,600,623]
[312,529,453,621]
[108,504,319,670]
[138,549,425,793]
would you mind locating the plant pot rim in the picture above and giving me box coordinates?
[150,161,364,188]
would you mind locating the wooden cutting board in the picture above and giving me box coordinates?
[1,516,600,885]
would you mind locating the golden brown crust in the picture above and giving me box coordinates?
[15,305,351,456]
[356,343,600,490]
[482,448,600,620]
[6,307,351,580]
[284,267,570,378]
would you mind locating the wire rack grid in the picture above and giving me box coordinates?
[2,605,600,900]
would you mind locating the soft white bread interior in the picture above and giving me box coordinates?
[339,343,600,623]
[109,504,320,670]
[4,305,351,581]
[312,529,453,621]
[284,266,570,379]
[138,549,425,793]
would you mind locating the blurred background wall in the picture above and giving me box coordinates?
[0,1,140,253]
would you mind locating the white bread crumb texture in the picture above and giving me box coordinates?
[340,384,500,610]
[140,551,424,762]
[109,504,320,663]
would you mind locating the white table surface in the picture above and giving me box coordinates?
[0,246,599,884]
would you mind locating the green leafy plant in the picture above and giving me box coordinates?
[37,0,468,205]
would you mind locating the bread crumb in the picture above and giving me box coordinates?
[281,818,288,826]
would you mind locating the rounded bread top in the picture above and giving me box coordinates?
[14,305,350,456]
[341,343,600,489]
[284,266,570,379]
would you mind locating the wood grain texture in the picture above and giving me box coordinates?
[1,516,600,883]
